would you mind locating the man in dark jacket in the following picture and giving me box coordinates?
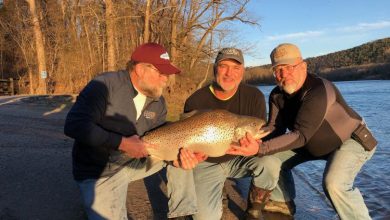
[64,43,199,220]
[227,43,377,219]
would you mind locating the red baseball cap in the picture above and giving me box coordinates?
[131,43,181,75]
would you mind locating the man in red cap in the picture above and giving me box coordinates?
[65,43,200,220]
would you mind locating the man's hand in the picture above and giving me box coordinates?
[226,132,260,156]
[173,148,208,170]
[118,135,149,158]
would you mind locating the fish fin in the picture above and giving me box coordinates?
[179,110,199,120]
[146,156,163,171]
[179,109,212,120]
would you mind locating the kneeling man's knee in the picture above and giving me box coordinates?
[323,175,351,196]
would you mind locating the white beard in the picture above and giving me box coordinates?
[278,80,297,94]
[138,79,164,99]
[282,84,296,94]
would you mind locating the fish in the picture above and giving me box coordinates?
[143,109,269,169]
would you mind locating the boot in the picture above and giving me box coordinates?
[245,186,272,220]
[169,216,192,220]
[222,185,229,210]
[263,199,296,216]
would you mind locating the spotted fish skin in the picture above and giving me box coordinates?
[142,109,267,162]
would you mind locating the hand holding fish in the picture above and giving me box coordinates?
[226,132,260,156]
[119,135,149,158]
[173,148,208,170]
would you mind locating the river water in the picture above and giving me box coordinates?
[252,80,390,219]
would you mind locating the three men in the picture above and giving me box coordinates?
[66,42,376,220]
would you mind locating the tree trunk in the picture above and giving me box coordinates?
[28,68,34,94]
[143,0,151,43]
[105,0,116,71]
[26,0,47,94]
[197,14,214,90]
[168,0,181,87]
[81,8,94,73]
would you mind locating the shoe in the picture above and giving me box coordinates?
[263,200,296,216]
[169,216,192,220]
[245,186,272,220]
[222,186,229,210]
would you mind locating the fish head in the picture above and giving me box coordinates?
[233,116,269,142]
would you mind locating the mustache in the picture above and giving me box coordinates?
[278,77,286,84]
[277,78,285,87]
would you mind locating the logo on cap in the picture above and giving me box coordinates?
[215,47,244,64]
[270,43,302,67]
[160,52,170,60]
[221,48,241,56]
[273,48,288,59]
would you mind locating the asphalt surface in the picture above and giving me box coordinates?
[0,95,334,220]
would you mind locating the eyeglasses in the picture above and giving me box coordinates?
[272,62,302,77]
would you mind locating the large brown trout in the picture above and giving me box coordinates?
[142,110,268,168]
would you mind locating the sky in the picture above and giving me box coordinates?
[229,0,390,67]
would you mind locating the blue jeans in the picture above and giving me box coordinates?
[76,159,193,220]
[271,138,376,220]
[173,155,281,220]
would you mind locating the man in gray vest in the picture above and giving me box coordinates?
[65,43,200,220]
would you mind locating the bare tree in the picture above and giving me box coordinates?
[105,0,116,70]
[188,0,255,70]
[0,2,35,94]
[143,0,152,43]
[26,0,47,94]
[167,0,182,87]
[0,0,258,95]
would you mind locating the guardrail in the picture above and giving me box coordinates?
[0,78,16,96]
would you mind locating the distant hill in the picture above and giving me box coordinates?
[245,37,390,84]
